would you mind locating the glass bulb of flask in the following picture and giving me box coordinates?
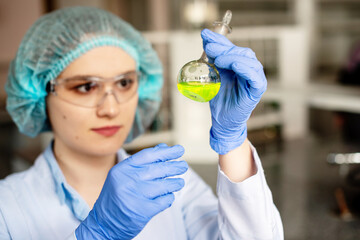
[177,10,232,102]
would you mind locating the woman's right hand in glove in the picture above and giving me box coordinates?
[75,143,188,240]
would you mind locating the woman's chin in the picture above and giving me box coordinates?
[92,144,124,156]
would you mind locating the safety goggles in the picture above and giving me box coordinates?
[49,71,140,108]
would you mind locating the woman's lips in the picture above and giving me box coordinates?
[91,126,121,137]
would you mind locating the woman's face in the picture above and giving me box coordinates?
[47,46,138,157]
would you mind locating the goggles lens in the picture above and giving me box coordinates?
[51,71,140,107]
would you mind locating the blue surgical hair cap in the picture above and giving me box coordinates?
[6,6,163,142]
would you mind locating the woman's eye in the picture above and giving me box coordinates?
[116,79,133,89]
[75,82,97,93]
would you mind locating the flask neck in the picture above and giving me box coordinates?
[200,51,208,62]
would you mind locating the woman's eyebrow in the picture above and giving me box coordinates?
[67,75,95,80]
[61,70,137,80]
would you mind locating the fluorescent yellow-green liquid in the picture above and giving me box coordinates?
[177,82,221,102]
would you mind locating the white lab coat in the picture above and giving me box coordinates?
[0,143,283,239]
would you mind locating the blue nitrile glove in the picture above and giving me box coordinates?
[75,143,188,240]
[201,29,267,155]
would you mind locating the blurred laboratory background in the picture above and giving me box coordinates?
[1,0,360,239]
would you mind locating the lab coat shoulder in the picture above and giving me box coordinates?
[0,154,78,240]
[0,158,46,239]
[0,180,14,240]
[0,201,11,239]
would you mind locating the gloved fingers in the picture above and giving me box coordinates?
[214,54,263,73]
[201,28,233,47]
[153,143,168,149]
[152,193,175,212]
[141,160,188,180]
[128,144,185,165]
[232,61,267,97]
[142,178,185,199]
[214,54,266,90]
[205,43,257,60]
[141,193,175,219]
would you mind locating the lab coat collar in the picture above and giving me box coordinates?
[43,141,129,221]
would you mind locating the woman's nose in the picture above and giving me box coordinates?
[96,92,120,118]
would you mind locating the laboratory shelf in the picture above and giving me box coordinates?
[265,81,360,114]
[307,83,360,114]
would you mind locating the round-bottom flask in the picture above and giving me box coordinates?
[177,10,232,102]
[177,58,220,102]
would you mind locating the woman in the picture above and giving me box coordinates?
[0,6,283,240]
